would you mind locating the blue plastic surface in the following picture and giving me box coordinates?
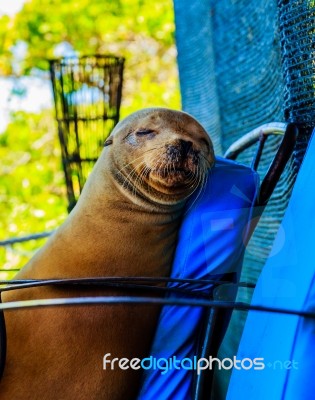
[227,131,315,400]
[138,156,259,399]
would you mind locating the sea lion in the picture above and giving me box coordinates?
[0,107,214,399]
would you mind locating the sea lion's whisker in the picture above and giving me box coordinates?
[118,155,146,175]
[120,162,146,194]
[130,164,147,191]
[129,163,153,199]
[193,169,210,204]
[192,168,210,207]
[139,166,152,196]
[133,164,149,197]
[183,167,208,215]
[199,152,213,168]
[118,145,167,176]
[151,154,166,178]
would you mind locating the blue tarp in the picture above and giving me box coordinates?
[228,130,315,400]
[138,157,259,399]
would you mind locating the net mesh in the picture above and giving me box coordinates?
[279,0,315,162]
[174,0,315,397]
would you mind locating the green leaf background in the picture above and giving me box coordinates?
[0,0,180,276]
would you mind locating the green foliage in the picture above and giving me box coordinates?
[1,0,176,74]
[0,0,180,112]
[0,111,67,232]
[0,111,68,276]
[0,0,180,273]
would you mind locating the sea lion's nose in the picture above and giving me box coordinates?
[179,139,193,156]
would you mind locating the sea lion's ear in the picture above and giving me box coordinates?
[104,138,113,147]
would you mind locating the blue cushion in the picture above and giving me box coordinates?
[227,130,315,400]
[138,156,259,399]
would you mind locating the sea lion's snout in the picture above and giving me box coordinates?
[166,139,194,162]
[149,136,207,193]
[164,138,201,177]
[179,139,193,157]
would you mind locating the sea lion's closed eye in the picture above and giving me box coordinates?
[136,129,155,136]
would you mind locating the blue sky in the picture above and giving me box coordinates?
[0,0,25,16]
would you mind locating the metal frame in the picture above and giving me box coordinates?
[49,55,125,212]
[225,123,298,206]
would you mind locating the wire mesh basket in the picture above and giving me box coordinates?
[49,55,125,211]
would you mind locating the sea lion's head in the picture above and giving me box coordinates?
[104,108,215,206]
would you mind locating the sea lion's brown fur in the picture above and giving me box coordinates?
[0,108,214,399]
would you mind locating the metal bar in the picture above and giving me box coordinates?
[224,122,286,160]
[258,123,298,206]
[0,297,314,320]
[251,132,267,171]
[194,307,219,400]
[0,231,53,246]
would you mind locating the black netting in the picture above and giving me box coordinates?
[279,0,315,164]
[174,0,315,398]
